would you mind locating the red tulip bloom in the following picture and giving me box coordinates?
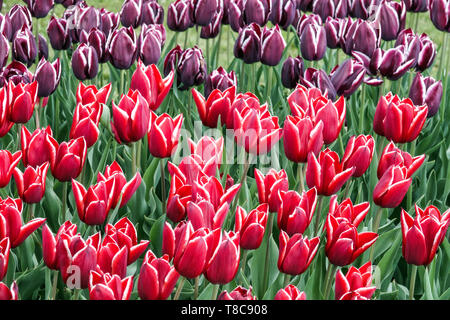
[96,241,128,278]
[401,205,450,266]
[373,164,412,208]
[192,86,236,128]
[47,136,87,182]
[235,204,268,250]
[373,92,428,143]
[13,162,49,203]
[274,285,307,300]
[0,87,13,138]
[187,200,229,231]
[162,222,176,261]
[7,80,38,124]
[0,197,45,248]
[328,195,370,228]
[168,153,218,186]
[255,168,289,213]
[42,221,78,270]
[335,261,376,300]
[70,101,103,148]
[218,286,256,300]
[21,126,52,167]
[0,150,22,188]
[147,112,183,158]
[138,250,180,300]
[188,136,224,169]
[76,82,112,105]
[89,270,133,300]
[0,238,10,281]
[227,92,263,129]
[306,148,355,196]
[377,141,425,179]
[278,230,320,275]
[166,174,192,223]
[0,281,18,300]
[342,135,375,177]
[325,214,378,266]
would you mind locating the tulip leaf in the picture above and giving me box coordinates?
[15,264,46,300]
[425,170,437,202]
[376,231,402,290]
[422,267,435,300]
[197,283,214,300]
[149,214,166,257]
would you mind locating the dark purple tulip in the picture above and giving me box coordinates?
[191,0,218,26]
[404,0,429,12]
[200,7,223,39]
[0,13,12,41]
[138,24,165,66]
[297,13,323,35]
[377,0,406,41]
[76,5,101,41]
[244,0,271,26]
[33,57,61,97]
[12,26,37,67]
[295,0,313,11]
[395,28,421,69]
[429,0,450,32]
[47,16,71,50]
[281,56,304,89]
[416,33,436,72]
[349,0,380,19]
[343,19,380,58]
[234,23,262,64]
[204,66,237,98]
[177,46,207,90]
[222,0,232,24]
[72,43,99,80]
[0,61,34,87]
[300,23,327,61]
[25,0,54,18]
[269,0,296,30]
[120,0,142,28]
[300,68,337,101]
[167,0,194,32]
[228,0,244,32]
[330,58,365,97]
[80,28,108,63]
[106,27,137,70]
[324,17,342,49]
[163,44,183,76]
[99,9,120,38]
[409,73,443,117]
[0,33,9,70]
[261,25,286,66]
[9,5,33,37]
[142,0,165,25]
[313,0,348,21]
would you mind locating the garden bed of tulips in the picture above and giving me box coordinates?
[0,0,449,302]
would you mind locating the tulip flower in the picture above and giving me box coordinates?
[328,195,370,228]
[0,88,13,138]
[7,80,38,124]
[147,112,183,159]
[41,221,78,270]
[377,142,425,179]
[373,164,412,208]
[0,281,18,300]
[176,46,207,90]
[26,0,54,19]
[37,34,49,62]
[204,67,237,98]
[0,13,12,42]
[47,17,71,51]
[335,261,376,300]
[349,0,380,19]
[111,89,150,144]
[13,162,49,204]
[21,126,53,168]
[46,136,87,182]
[373,92,428,143]
[0,197,46,248]
[0,61,34,87]
[71,43,99,81]
[76,82,111,105]
[401,205,450,266]
[235,204,268,250]
[299,67,338,101]
[138,250,180,300]
[190,136,223,170]
[376,0,406,41]
[275,284,307,300]
[234,23,262,64]
[200,7,223,39]
[192,86,236,128]
[325,214,378,266]
[99,8,120,38]
[167,0,194,32]
[0,238,10,281]
[166,175,192,223]
[429,0,450,31]
[218,286,256,300]
[0,150,22,188]
[89,271,133,300]
[120,0,142,28]
[395,29,421,69]
[343,19,380,58]
[277,188,317,236]
[341,135,374,177]
[69,101,102,148]
[163,45,183,77]
[191,0,218,26]
[261,25,286,66]
[269,0,296,30]
[243,0,271,26]
[106,27,137,70]
[33,58,61,98]
[300,22,327,61]
[96,242,128,278]
[281,56,304,89]
[226,92,264,129]
[142,0,164,25]
[409,73,443,118]
[8,5,32,38]
[72,5,101,41]
[254,168,289,213]
[138,24,165,66]
[187,199,229,232]
[12,26,37,67]
[404,0,428,12]
[162,222,176,261]
[415,34,437,72]
[79,28,108,64]
[0,34,8,70]
[329,59,365,97]
[278,231,320,275]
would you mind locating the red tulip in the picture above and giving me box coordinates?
[76,82,111,105]
[306,148,355,196]
[162,222,175,261]
[0,150,22,188]
[218,286,256,300]
[401,205,450,266]
[342,135,374,177]
[0,197,45,248]
[377,142,425,179]
[325,214,378,266]
[20,125,52,167]
[168,155,215,186]
[277,188,317,236]
[46,136,87,182]
[192,86,236,128]
[235,204,268,250]
[138,250,180,300]
[187,200,229,231]
[69,101,102,148]
[335,261,376,300]
[166,174,192,223]
[274,284,307,300]
[227,92,262,129]
[328,195,370,228]
[96,241,128,278]
[7,80,38,124]
[278,230,320,275]
[41,221,78,270]
[147,112,183,158]
[373,164,412,208]
[0,281,18,300]
[13,162,49,203]
[0,238,10,281]
[89,270,133,300]
[0,87,13,138]
[188,136,224,169]
[254,168,289,213]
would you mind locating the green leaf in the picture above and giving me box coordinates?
[376,231,402,290]
[149,214,166,257]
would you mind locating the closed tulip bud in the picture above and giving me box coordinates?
[142,0,164,25]
[106,27,137,70]
[234,23,262,64]
[218,286,256,300]
[277,188,317,236]
[254,168,289,214]
[409,73,442,118]
[99,8,119,38]
[167,0,194,31]
[401,205,450,266]
[0,33,9,70]
[9,5,33,37]
[300,23,327,61]
[26,0,54,19]
[72,43,99,80]
[349,0,380,19]
[111,89,150,144]
[235,204,268,250]
[33,58,61,98]
[138,24,165,66]
[177,46,207,90]
[0,13,12,41]
[429,0,450,32]
[335,261,376,300]
[8,80,39,124]
[343,19,380,58]
[373,164,411,208]
[13,162,49,204]
[21,126,52,168]
[328,195,370,228]
[46,136,87,182]
[330,59,365,97]
[0,281,18,300]
[187,199,228,231]
[163,45,183,77]
[80,28,108,64]
[162,222,175,260]
[298,68,338,101]
[0,238,10,281]
[69,101,102,148]
[0,197,46,248]
[373,92,428,143]
[0,88,13,138]
[244,0,271,25]
[261,25,286,66]
[341,135,374,177]
[200,4,223,39]
[76,5,101,38]
[204,67,237,99]
[167,175,192,223]
[313,0,348,21]
[306,148,355,196]
[275,284,306,300]
[191,0,218,26]
[0,150,22,188]
[89,271,133,300]
[228,0,244,32]
[281,56,304,89]
[138,250,179,300]
[148,112,183,158]
[120,0,142,28]
[76,82,111,105]
[46,17,71,50]
[12,26,37,67]
[376,0,406,41]
[416,33,436,72]
[278,231,320,275]
[377,141,425,179]
[269,0,296,30]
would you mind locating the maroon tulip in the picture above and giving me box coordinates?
[373,165,412,208]
[278,231,320,275]
[138,250,179,300]
[376,0,406,41]
[33,57,61,98]
[47,16,71,51]
[0,33,9,70]
[69,101,102,148]
[12,25,37,67]
[26,0,54,19]
[0,13,12,42]
[138,24,165,66]
[120,0,142,28]
[269,0,296,30]
[335,261,376,300]
[0,61,34,87]
[341,135,374,177]
[235,204,268,250]
[429,0,450,32]
[274,284,306,300]
[177,46,207,90]
[234,23,262,64]
[7,80,38,124]
[106,27,137,70]
[0,281,18,300]
[8,5,33,38]
[415,33,436,72]
[80,28,108,64]
[401,205,450,266]
[167,0,194,32]
[300,22,327,61]
[299,67,338,101]
[0,150,22,188]
[349,0,380,19]
[281,56,304,89]
[147,112,183,158]
[142,0,164,25]
[99,8,120,38]
[13,162,49,204]
[76,82,111,105]
[404,0,428,12]
[204,67,237,99]
[261,25,286,66]
[328,195,370,228]
[72,43,99,81]
[89,271,133,300]
[191,0,218,26]
[243,0,271,26]
[343,19,380,58]
[73,5,101,41]
[200,6,223,39]
[329,58,365,97]
[409,72,442,118]
[218,286,256,300]
[377,141,425,179]
[0,238,10,281]
[21,126,52,168]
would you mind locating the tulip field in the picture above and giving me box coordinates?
[0,0,449,303]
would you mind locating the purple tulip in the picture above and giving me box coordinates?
[142,0,165,25]
[9,5,33,37]
[191,0,218,26]
[38,34,49,61]
[404,0,429,12]
[376,0,406,41]
[163,44,183,77]
[234,23,262,64]
[177,46,207,90]
[261,25,286,66]
[349,0,380,19]
[297,13,323,35]
[204,66,237,98]
[47,16,71,50]
[269,0,296,30]
[106,27,138,70]
[72,43,99,80]
[281,56,304,89]
[0,61,34,87]
[330,58,365,97]
[416,33,436,72]
[228,0,244,32]
[120,0,142,28]
[221,0,232,24]
[0,13,12,41]
[313,0,348,21]
[395,29,421,69]
[429,0,450,32]
[25,0,54,18]
[12,25,37,67]
[138,24,165,66]
[324,17,351,49]
[300,23,327,61]
[200,6,223,39]
[75,5,101,42]
[243,0,271,26]
[80,28,108,63]
[33,57,61,97]
[300,68,337,101]
[343,19,380,58]
[167,0,194,32]
[295,0,313,11]
[99,9,120,38]
[409,73,443,117]
[0,33,9,70]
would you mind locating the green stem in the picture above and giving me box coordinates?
[35,100,42,130]
[61,182,68,223]
[409,265,418,300]
[211,284,220,300]
[369,206,385,261]
[406,140,416,210]
[359,84,366,133]
[283,274,291,288]
[51,271,58,300]
[26,203,35,222]
[297,163,305,193]
[239,249,248,285]
[230,153,252,218]
[438,31,447,81]
[266,66,272,101]
[194,277,199,300]
[324,264,338,300]
[262,212,274,294]
[314,195,324,235]
[160,158,167,215]
[206,38,210,73]
[173,277,185,300]
[131,143,137,175]
[184,29,188,49]
[342,179,353,200]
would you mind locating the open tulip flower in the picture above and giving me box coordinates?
[13,162,49,204]
[7,80,38,124]
[69,101,103,148]
[274,284,307,300]
[255,168,289,213]
[76,82,111,105]
[335,261,376,300]
[342,134,374,178]
[20,126,52,168]
[41,221,78,270]
[89,270,134,300]
[147,112,183,159]
[373,164,412,208]
[328,195,370,228]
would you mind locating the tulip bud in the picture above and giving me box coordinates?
[204,67,237,98]
[26,0,54,19]
[99,8,119,38]
[261,25,286,66]
[269,0,296,30]
[167,0,194,32]
[46,17,71,50]
[409,73,442,118]
[200,7,223,39]
[89,271,133,300]
[177,46,207,90]
[218,286,256,300]
[275,284,306,300]
[80,28,108,64]
[0,13,12,42]
[0,88,13,138]
[234,23,262,64]
[0,150,22,188]
[142,0,165,25]
[376,0,406,41]
[343,19,380,58]
[235,204,268,250]
[138,24,165,66]
[76,82,111,105]
[330,58,365,97]
[298,68,338,101]
[75,5,101,40]
[13,162,49,204]
[12,26,37,67]
[191,0,218,26]
[281,56,304,89]
[20,126,52,168]
[416,33,436,72]
[0,281,18,300]
[349,0,380,19]
[373,164,411,208]
[0,238,10,281]
[429,0,450,32]
[72,43,99,80]
[8,5,33,37]
[33,58,61,98]
[341,135,374,177]
[120,0,142,28]
[0,33,9,70]
[335,262,376,300]
[377,141,425,179]
[278,231,320,275]
[148,112,184,158]
[106,27,137,70]
[7,80,39,124]
[244,0,271,26]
